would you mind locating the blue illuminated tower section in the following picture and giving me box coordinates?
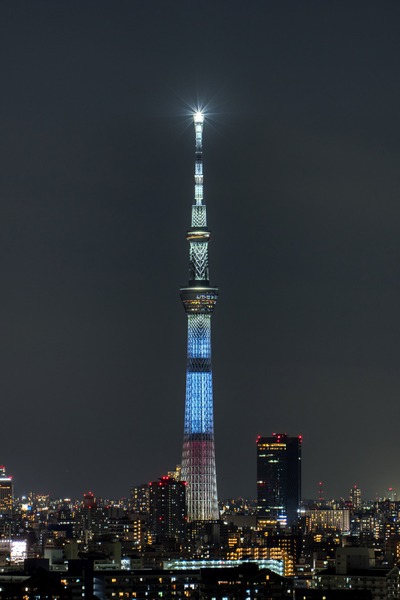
[180,111,219,522]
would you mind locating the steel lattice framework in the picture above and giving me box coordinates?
[180,112,219,522]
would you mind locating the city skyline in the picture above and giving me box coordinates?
[1,2,400,500]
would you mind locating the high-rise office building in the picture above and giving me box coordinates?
[180,112,219,522]
[349,484,362,509]
[77,492,105,543]
[130,484,150,515]
[149,476,186,543]
[256,434,302,528]
[0,466,13,517]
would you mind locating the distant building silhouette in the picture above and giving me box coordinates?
[130,483,150,515]
[0,465,13,517]
[257,434,302,528]
[349,484,362,509]
[77,492,105,544]
[149,476,186,543]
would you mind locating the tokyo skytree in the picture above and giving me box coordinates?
[180,111,219,522]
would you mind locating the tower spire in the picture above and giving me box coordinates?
[186,111,211,285]
[194,111,204,206]
[180,111,219,522]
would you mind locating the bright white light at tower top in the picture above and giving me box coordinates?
[194,111,204,123]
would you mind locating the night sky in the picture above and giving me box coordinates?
[1,1,400,501]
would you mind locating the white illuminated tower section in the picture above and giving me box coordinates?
[180,111,219,521]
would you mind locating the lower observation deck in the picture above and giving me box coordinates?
[180,286,218,314]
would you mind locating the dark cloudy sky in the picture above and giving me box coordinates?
[1,1,400,501]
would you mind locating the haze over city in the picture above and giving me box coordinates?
[1,1,400,501]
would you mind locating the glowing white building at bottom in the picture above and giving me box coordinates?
[0,539,27,564]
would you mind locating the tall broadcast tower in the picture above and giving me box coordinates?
[180,111,219,522]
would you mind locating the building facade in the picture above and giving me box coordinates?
[130,483,150,515]
[149,476,186,543]
[0,466,13,518]
[180,112,219,522]
[257,434,302,528]
[304,509,350,534]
